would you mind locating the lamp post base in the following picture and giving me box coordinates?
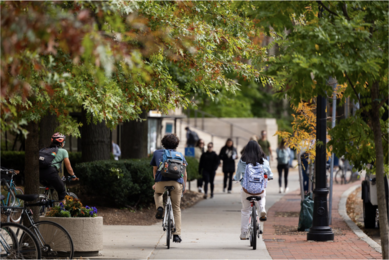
[307,226,334,241]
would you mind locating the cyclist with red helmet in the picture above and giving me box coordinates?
[39,133,77,203]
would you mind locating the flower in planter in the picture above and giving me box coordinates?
[46,196,98,218]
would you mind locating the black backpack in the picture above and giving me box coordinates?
[39,147,59,169]
[188,130,199,144]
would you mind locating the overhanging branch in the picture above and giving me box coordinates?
[317,1,339,17]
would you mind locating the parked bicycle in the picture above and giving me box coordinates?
[162,186,176,249]
[0,221,42,259]
[0,168,24,222]
[334,158,361,185]
[39,175,79,215]
[3,194,74,259]
[247,195,262,250]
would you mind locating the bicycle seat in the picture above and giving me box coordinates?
[16,194,39,202]
[246,196,261,201]
[0,194,5,200]
[164,186,175,191]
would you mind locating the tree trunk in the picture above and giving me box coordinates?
[121,110,148,159]
[39,113,58,149]
[370,81,389,259]
[81,109,111,162]
[24,121,40,223]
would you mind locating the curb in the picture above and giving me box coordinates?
[339,184,382,254]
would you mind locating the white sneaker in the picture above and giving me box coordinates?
[240,231,249,240]
[284,187,289,193]
[279,187,283,193]
[260,211,267,221]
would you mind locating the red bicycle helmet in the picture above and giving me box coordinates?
[51,133,66,144]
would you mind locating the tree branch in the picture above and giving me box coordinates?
[378,95,389,109]
[317,1,339,17]
[344,72,362,106]
[341,3,351,21]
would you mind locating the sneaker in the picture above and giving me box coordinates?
[198,187,202,193]
[284,187,289,193]
[279,187,283,193]
[260,211,267,221]
[173,235,182,243]
[240,231,249,240]
[203,194,207,199]
[210,194,214,199]
[228,190,231,194]
[155,207,163,219]
[223,188,226,193]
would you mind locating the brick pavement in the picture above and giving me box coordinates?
[263,180,383,259]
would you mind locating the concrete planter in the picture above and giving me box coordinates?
[42,216,103,254]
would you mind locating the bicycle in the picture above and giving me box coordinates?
[6,194,75,259]
[0,221,42,259]
[1,168,24,222]
[39,175,79,215]
[247,195,262,250]
[162,186,176,249]
[334,158,360,185]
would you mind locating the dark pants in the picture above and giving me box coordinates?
[203,170,216,195]
[277,164,289,188]
[301,157,309,193]
[39,167,66,200]
[197,177,203,189]
[223,172,233,191]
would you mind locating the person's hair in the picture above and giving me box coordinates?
[196,139,204,147]
[185,127,189,131]
[225,138,233,147]
[161,134,180,149]
[261,130,266,135]
[249,135,258,142]
[241,140,264,165]
[279,139,286,149]
[207,142,214,147]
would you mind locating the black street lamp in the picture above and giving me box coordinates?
[307,95,334,241]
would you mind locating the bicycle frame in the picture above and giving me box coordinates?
[0,231,13,255]
[1,178,17,207]
[162,190,175,230]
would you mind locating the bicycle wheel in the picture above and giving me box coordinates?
[67,192,78,200]
[0,224,18,258]
[334,169,345,185]
[1,222,42,259]
[29,221,74,259]
[166,205,171,249]
[10,188,23,223]
[252,207,257,250]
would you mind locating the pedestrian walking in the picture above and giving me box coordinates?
[233,140,274,240]
[195,139,205,193]
[258,130,272,163]
[276,139,291,193]
[112,140,121,160]
[185,127,199,147]
[199,142,220,199]
[219,138,238,193]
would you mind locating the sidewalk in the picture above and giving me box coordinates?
[263,181,382,259]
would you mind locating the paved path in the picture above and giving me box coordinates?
[101,166,301,259]
[263,180,383,259]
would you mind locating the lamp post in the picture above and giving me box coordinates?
[307,94,334,241]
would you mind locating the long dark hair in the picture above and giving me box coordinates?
[225,138,234,148]
[279,139,286,149]
[241,140,264,165]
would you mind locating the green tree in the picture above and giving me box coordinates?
[245,1,388,257]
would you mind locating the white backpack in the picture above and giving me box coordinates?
[242,163,266,194]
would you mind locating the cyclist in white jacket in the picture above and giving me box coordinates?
[233,140,274,240]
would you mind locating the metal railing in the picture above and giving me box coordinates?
[184,108,259,148]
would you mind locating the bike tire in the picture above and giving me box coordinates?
[252,207,257,250]
[29,221,74,259]
[334,169,346,185]
[0,224,18,258]
[10,187,24,223]
[1,222,42,259]
[67,192,78,200]
[166,205,171,249]
[249,217,253,246]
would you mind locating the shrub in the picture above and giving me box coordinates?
[185,156,200,181]
[75,159,155,207]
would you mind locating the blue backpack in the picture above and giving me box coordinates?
[242,163,265,194]
[277,149,290,165]
[158,150,186,180]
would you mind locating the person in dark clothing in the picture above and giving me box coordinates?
[219,138,238,193]
[185,127,199,147]
[199,142,220,199]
